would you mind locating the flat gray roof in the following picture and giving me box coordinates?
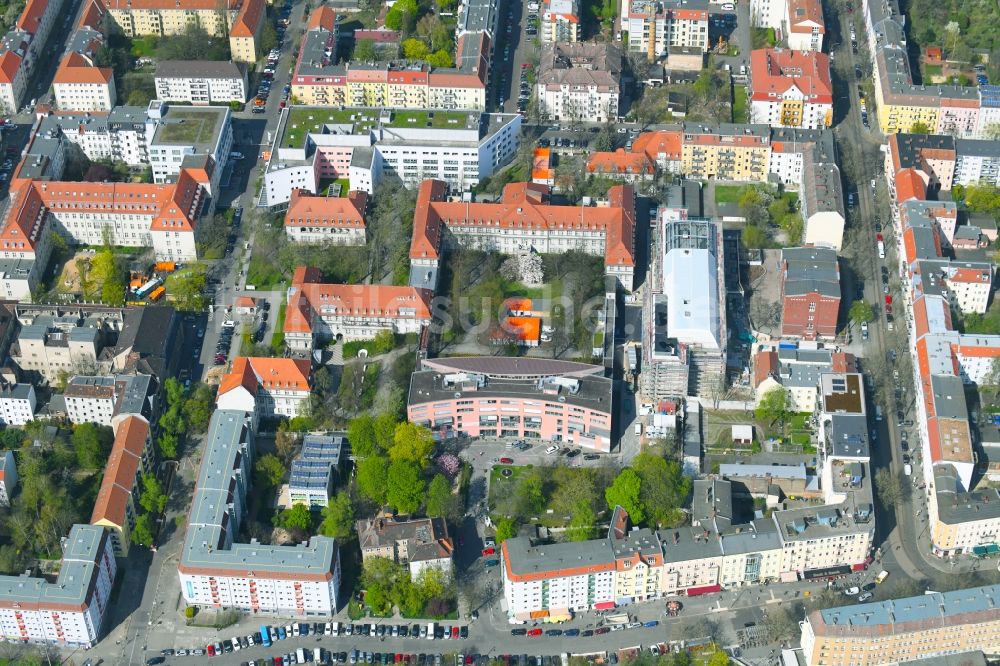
[503,536,616,577]
[155,60,244,80]
[816,584,1000,634]
[783,247,840,297]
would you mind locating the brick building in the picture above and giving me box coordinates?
[780,247,840,339]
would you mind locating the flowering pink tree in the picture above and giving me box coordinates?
[436,454,461,479]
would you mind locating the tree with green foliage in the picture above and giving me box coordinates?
[255,453,286,489]
[849,300,875,324]
[495,517,517,543]
[755,387,788,427]
[389,422,435,467]
[426,49,454,67]
[386,460,425,514]
[157,432,178,460]
[140,473,168,515]
[566,502,596,541]
[320,492,354,539]
[910,120,931,134]
[353,38,377,62]
[374,412,397,450]
[283,503,313,531]
[741,223,769,249]
[512,469,545,519]
[402,38,429,60]
[425,474,457,520]
[707,651,730,666]
[165,265,208,311]
[72,423,112,469]
[182,384,214,433]
[261,22,278,53]
[356,455,390,504]
[347,414,378,457]
[131,513,155,547]
[605,468,644,523]
[633,452,690,527]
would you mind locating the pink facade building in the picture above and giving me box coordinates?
[407,357,614,451]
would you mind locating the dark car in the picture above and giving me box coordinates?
[902,453,910,464]
[511,628,527,636]
[595,627,610,635]
[584,454,600,460]
[581,630,593,637]
[564,629,580,637]
[566,449,580,458]
[900,440,909,452]
[544,629,562,637]
[146,659,166,666]
[460,626,469,639]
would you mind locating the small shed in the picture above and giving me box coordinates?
[731,424,754,446]
[234,296,257,316]
[925,47,943,63]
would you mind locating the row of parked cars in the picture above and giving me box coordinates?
[511,621,658,637]
[252,2,292,113]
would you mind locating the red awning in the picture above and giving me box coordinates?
[594,601,616,610]
[685,584,722,597]
[851,563,866,572]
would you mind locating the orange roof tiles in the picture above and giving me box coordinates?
[947,267,991,284]
[307,5,337,30]
[749,48,832,103]
[231,0,265,38]
[410,178,635,271]
[894,168,927,203]
[786,0,824,33]
[0,51,23,85]
[54,52,113,85]
[17,0,49,32]
[284,189,367,229]
[90,416,149,528]
[632,130,682,161]
[495,316,541,343]
[586,149,655,176]
[218,357,312,398]
[753,350,779,388]
[284,280,433,335]
[78,0,106,29]
[532,148,553,182]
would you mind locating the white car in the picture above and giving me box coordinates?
[844,586,860,596]
[545,445,559,454]
[721,2,735,8]
[231,637,241,651]
[904,463,912,476]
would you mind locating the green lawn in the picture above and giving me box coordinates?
[714,184,749,204]
[923,64,943,79]
[732,85,749,123]
[131,36,158,57]
[488,465,525,507]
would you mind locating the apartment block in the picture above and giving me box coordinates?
[284,190,368,245]
[63,374,153,427]
[105,0,238,38]
[541,0,581,42]
[0,524,116,647]
[357,513,453,579]
[749,49,832,129]
[291,8,490,111]
[229,0,265,63]
[680,123,771,182]
[624,0,709,61]
[953,138,1000,188]
[407,356,614,451]
[413,178,635,291]
[154,61,248,105]
[780,247,840,340]
[800,584,1000,666]
[864,0,985,137]
[283,267,432,351]
[0,383,35,425]
[753,347,856,413]
[146,101,233,192]
[90,415,154,556]
[0,450,17,506]
[261,107,520,207]
[53,53,116,112]
[179,410,341,616]
[536,43,622,122]
[0,0,66,114]
[216,357,312,419]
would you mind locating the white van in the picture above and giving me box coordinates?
[296,648,307,664]
[427,622,436,640]
[904,463,912,476]
[634,423,642,436]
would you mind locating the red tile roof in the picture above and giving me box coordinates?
[218,357,312,398]
[410,178,635,271]
[749,48,832,103]
[752,350,779,388]
[586,149,655,177]
[894,168,927,203]
[90,416,149,528]
[284,278,433,335]
[632,130,682,161]
[0,51,23,85]
[230,0,265,38]
[307,5,336,30]
[284,189,367,229]
[54,52,113,85]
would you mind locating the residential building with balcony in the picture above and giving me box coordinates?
[288,434,343,508]
[624,0,709,61]
[749,48,832,129]
[407,356,614,451]
[780,247,840,340]
[540,0,580,42]
[154,61,248,105]
[178,410,341,616]
[63,374,153,427]
[284,190,368,245]
[0,0,66,114]
[0,383,35,425]
[0,524,116,647]
[105,0,238,38]
[0,450,17,506]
